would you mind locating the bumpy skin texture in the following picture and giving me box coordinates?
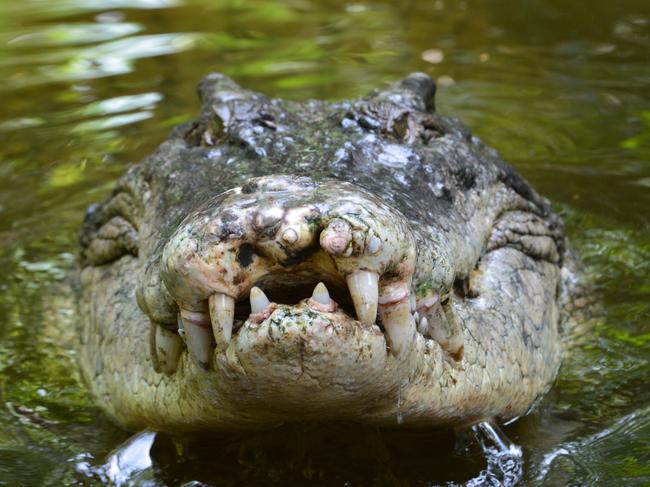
[77,73,576,432]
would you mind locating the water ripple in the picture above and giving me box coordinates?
[533,406,650,485]
[5,22,142,47]
[1,33,204,89]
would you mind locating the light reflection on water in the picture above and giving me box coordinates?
[0,0,648,485]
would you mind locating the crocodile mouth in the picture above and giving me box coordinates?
[152,261,463,379]
[165,268,420,372]
[230,277,356,327]
[149,176,463,375]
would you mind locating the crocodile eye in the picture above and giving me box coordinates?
[450,209,564,302]
[485,210,563,264]
[80,191,140,266]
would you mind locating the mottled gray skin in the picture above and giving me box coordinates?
[77,73,579,432]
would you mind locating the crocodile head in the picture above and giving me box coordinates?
[77,73,569,431]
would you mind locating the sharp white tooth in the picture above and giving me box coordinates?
[208,293,235,351]
[409,293,416,312]
[180,310,213,370]
[428,302,452,348]
[312,282,331,306]
[155,325,183,374]
[379,300,415,357]
[176,314,186,341]
[430,323,449,348]
[428,302,464,360]
[250,287,271,314]
[184,323,213,370]
[417,315,429,335]
[367,235,381,254]
[347,270,379,325]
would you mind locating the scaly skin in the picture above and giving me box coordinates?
[76,73,578,432]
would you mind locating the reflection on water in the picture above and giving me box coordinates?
[534,406,650,485]
[1,33,206,88]
[73,422,524,486]
[0,0,648,485]
[99,431,157,486]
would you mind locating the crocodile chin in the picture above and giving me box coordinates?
[77,72,576,432]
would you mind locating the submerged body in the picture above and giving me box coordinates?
[77,73,578,431]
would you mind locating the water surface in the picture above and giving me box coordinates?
[0,0,648,485]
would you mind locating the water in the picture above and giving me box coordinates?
[0,0,648,485]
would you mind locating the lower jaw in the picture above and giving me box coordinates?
[218,303,392,400]
[157,304,431,428]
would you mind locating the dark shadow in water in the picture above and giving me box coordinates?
[85,422,524,486]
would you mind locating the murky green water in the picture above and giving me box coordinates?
[0,0,648,485]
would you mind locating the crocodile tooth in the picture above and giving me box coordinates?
[311,282,331,306]
[180,310,213,370]
[308,282,338,312]
[380,300,415,357]
[155,325,183,374]
[428,302,453,348]
[409,293,416,312]
[176,313,186,341]
[417,315,429,335]
[367,235,381,254]
[208,293,235,351]
[347,270,378,325]
[250,287,271,314]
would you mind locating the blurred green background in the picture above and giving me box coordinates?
[0,0,648,485]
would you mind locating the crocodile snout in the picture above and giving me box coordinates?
[147,175,419,372]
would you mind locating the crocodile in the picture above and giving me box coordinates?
[76,73,582,432]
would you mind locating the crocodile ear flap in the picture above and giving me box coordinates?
[79,191,140,266]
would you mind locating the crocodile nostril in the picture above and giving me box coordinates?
[237,243,256,268]
[281,239,321,266]
[240,181,258,194]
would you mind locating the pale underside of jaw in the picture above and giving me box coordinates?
[153,274,463,374]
